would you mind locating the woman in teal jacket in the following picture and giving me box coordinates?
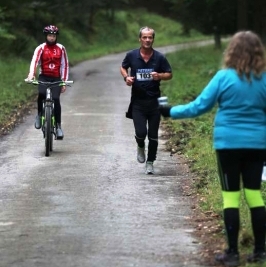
[160,31,266,266]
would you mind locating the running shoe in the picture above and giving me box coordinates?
[215,249,239,267]
[145,161,154,175]
[137,146,145,163]
[247,251,266,263]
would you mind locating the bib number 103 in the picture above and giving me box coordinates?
[136,72,153,81]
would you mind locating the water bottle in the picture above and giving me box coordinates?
[262,163,266,182]
[158,96,168,106]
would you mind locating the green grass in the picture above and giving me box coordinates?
[162,44,266,267]
[0,58,36,123]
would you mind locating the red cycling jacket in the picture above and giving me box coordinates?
[28,43,69,81]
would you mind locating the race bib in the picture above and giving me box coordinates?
[136,68,153,81]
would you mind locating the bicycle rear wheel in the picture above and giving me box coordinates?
[45,106,52,157]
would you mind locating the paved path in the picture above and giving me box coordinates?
[0,41,218,267]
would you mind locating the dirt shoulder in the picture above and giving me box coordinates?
[177,155,225,266]
[0,97,36,137]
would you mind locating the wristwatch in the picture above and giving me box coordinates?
[123,75,128,82]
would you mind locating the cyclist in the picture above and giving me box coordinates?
[27,25,69,139]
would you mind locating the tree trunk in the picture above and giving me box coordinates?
[237,0,248,30]
[88,6,95,31]
[253,0,266,42]
[213,26,221,49]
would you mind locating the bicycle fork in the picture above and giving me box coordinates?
[42,101,55,138]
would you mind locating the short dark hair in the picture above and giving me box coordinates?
[139,26,155,38]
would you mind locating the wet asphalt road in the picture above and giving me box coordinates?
[0,41,215,267]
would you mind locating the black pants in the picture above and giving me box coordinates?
[216,149,266,191]
[38,75,62,124]
[132,98,160,162]
[216,149,266,253]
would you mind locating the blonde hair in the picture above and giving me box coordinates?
[223,31,266,79]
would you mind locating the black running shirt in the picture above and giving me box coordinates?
[121,48,172,98]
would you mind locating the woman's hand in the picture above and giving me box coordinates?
[159,105,172,117]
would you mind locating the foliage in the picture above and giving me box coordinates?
[1,0,266,58]
[131,0,266,40]
[0,6,15,41]
[170,0,237,34]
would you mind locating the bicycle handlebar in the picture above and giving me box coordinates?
[24,79,74,86]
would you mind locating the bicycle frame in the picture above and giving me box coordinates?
[41,85,55,134]
[42,85,56,156]
[25,79,73,156]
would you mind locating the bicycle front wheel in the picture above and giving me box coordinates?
[45,106,52,157]
[50,116,55,152]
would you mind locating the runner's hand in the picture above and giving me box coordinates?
[150,72,160,80]
[125,76,135,86]
[61,86,66,93]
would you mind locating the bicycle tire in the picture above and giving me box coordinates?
[45,106,52,157]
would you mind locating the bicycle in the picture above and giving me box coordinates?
[25,79,74,156]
